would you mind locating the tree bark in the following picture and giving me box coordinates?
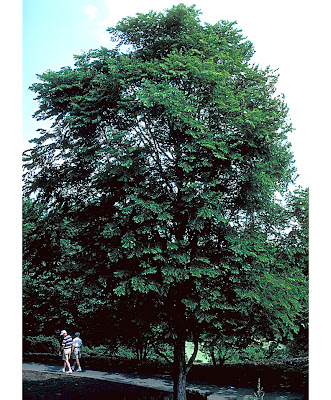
[173,334,199,400]
[169,285,199,400]
[173,336,187,400]
[210,349,217,367]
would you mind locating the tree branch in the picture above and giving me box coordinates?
[186,336,199,373]
[152,347,173,366]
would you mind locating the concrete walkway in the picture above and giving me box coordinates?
[23,362,304,400]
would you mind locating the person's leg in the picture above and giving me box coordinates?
[77,348,82,370]
[71,351,76,370]
[76,356,81,370]
[62,352,66,371]
[65,351,72,372]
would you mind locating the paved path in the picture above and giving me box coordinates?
[22,362,303,400]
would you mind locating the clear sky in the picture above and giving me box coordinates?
[21,0,329,190]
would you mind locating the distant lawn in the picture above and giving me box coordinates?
[185,342,210,364]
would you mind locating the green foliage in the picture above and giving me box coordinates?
[114,345,139,360]
[24,335,59,353]
[283,187,309,276]
[22,198,84,335]
[83,345,112,359]
[235,344,273,363]
[23,4,308,398]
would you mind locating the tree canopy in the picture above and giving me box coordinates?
[23,4,308,399]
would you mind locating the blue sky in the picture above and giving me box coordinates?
[21,1,330,190]
[21,0,329,190]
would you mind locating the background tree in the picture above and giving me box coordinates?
[277,187,309,356]
[23,4,308,399]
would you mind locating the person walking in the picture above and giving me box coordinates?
[71,332,83,372]
[59,330,73,373]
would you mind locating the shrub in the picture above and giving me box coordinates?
[24,335,59,353]
[83,345,113,359]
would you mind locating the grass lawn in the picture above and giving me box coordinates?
[185,342,210,364]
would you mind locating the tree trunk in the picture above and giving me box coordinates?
[173,335,199,400]
[218,356,225,367]
[169,284,199,400]
[173,337,187,400]
[210,349,217,367]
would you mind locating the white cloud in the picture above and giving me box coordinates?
[84,4,98,20]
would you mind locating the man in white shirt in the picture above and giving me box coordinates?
[71,332,83,372]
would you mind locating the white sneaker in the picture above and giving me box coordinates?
[77,367,82,372]
[66,369,73,374]
[60,368,65,372]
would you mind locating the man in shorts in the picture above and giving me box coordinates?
[59,330,73,373]
[71,332,83,372]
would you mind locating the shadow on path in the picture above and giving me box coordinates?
[23,362,304,400]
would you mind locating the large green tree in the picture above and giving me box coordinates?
[23,4,307,398]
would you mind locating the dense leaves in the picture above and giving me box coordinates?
[23,4,307,399]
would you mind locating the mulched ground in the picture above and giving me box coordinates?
[23,370,173,400]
